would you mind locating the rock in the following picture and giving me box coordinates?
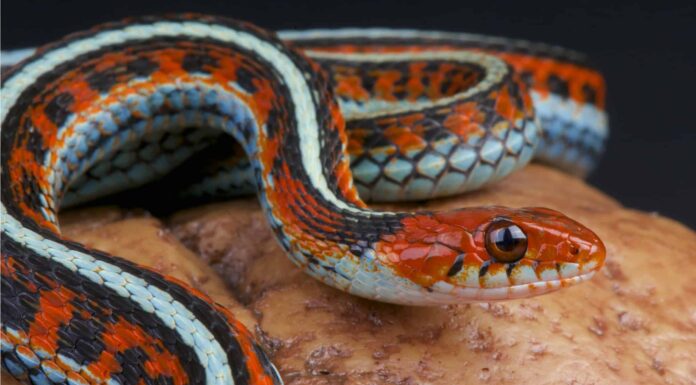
[44,164,695,384]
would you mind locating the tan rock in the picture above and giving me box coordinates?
[47,165,694,385]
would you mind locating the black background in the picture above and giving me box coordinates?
[2,0,694,228]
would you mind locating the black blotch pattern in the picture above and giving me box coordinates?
[56,310,106,365]
[506,79,527,110]
[24,118,45,163]
[519,71,535,87]
[479,261,491,277]
[43,92,74,128]
[547,74,569,98]
[85,67,120,93]
[234,65,258,94]
[110,347,176,385]
[182,52,219,75]
[0,258,41,332]
[582,83,597,105]
[447,254,465,277]
[126,57,160,78]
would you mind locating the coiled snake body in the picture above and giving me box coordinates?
[1,14,607,385]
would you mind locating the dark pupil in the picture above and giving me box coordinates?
[495,227,517,251]
[494,227,524,252]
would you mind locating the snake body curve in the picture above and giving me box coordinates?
[1,14,607,385]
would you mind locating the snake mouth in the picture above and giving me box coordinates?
[427,268,598,304]
[476,270,598,301]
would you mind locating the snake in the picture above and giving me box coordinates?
[1,14,608,385]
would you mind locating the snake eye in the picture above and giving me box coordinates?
[485,220,527,263]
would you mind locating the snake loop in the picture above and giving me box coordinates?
[1,14,607,385]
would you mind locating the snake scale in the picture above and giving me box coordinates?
[1,14,608,385]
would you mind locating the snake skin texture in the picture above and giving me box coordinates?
[1,28,608,206]
[1,14,607,385]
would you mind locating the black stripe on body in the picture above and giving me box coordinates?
[0,17,409,251]
[1,237,206,385]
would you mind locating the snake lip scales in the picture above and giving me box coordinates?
[1,14,607,385]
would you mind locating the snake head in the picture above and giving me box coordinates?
[477,207,606,291]
[374,206,605,304]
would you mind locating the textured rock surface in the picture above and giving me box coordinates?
[5,165,695,384]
